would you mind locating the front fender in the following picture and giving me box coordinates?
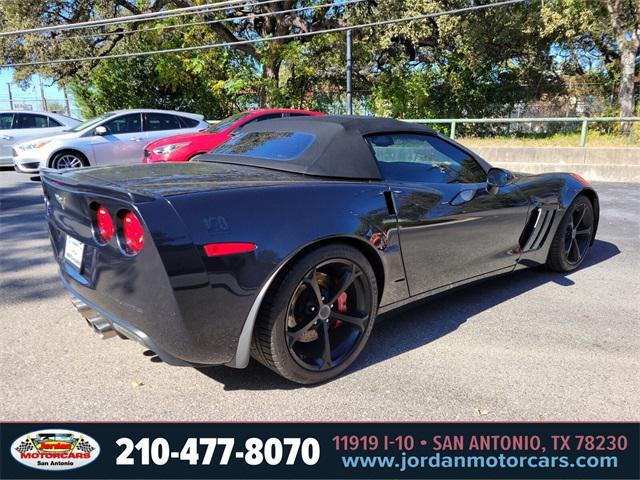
[514,172,599,266]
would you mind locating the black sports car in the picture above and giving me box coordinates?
[41,116,599,384]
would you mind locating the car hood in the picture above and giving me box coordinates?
[147,131,222,148]
[15,130,78,147]
[63,161,328,197]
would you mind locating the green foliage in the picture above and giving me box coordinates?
[0,0,636,119]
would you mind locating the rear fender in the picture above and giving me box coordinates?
[167,182,407,367]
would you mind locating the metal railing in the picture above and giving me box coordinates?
[404,117,640,147]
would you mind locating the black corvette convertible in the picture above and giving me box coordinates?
[41,116,599,384]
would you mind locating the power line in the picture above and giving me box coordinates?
[0,0,254,37]
[62,0,363,42]
[0,0,527,68]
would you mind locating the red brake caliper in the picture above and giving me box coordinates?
[331,292,348,328]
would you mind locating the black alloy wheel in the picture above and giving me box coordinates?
[547,195,595,272]
[252,244,378,384]
[285,260,372,371]
[563,200,594,266]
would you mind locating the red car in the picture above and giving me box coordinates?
[143,108,324,163]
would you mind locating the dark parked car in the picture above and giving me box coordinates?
[41,116,599,384]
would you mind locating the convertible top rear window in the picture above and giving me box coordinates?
[211,131,315,161]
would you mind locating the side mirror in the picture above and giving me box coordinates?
[94,126,108,136]
[486,168,515,194]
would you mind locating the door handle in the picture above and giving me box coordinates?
[0,135,12,140]
[131,137,144,142]
[450,189,476,206]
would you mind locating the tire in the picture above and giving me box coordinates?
[546,195,595,272]
[251,244,378,384]
[50,151,88,170]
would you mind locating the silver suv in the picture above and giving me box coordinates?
[1,111,80,166]
[13,109,208,173]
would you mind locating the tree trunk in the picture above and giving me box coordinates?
[606,0,639,135]
[617,35,639,134]
[261,56,282,108]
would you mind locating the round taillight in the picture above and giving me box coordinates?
[95,205,114,243]
[122,211,144,254]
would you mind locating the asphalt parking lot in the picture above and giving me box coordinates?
[1,169,638,421]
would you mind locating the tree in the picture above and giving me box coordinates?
[0,0,352,108]
[66,25,255,119]
[349,0,559,119]
[605,0,639,133]
[542,0,638,131]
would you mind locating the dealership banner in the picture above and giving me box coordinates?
[1,422,638,479]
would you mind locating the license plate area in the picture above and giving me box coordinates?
[64,234,85,270]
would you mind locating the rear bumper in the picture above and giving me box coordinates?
[65,279,195,366]
[41,171,277,369]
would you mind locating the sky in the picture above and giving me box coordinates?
[0,69,81,117]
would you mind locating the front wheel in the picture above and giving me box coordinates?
[252,244,378,384]
[50,151,87,170]
[546,195,595,272]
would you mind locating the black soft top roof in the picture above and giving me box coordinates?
[198,115,439,180]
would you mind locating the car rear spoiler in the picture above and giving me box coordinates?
[40,168,156,204]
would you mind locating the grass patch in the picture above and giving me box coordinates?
[456,130,640,148]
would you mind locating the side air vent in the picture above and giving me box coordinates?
[519,207,557,252]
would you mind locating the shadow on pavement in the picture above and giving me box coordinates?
[1,178,61,301]
[197,239,620,390]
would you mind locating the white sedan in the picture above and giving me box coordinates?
[0,111,80,166]
[12,109,209,173]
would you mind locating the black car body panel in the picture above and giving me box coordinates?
[41,116,599,370]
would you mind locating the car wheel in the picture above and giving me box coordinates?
[252,244,378,384]
[50,151,87,170]
[546,195,595,272]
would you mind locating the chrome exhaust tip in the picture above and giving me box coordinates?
[71,297,94,317]
[85,314,117,340]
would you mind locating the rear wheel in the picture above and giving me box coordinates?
[546,195,595,272]
[50,151,88,170]
[252,244,378,384]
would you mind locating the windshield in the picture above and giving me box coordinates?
[206,112,251,133]
[67,112,117,132]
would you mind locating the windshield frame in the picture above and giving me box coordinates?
[206,112,251,134]
[68,112,117,133]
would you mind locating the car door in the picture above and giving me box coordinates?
[0,113,15,161]
[143,112,189,143]
[5,112,58,153]
[91,113,145,165]
[367,132,530,296]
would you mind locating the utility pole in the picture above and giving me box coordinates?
[7,83,14,109]
[345,29,353,115]
[63,85,71,116]
[39,77,47,111]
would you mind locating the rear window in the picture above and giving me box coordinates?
[212,131,315,161]
[178,116,200,128]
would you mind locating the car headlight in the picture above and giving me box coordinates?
[18,140,51,151]
[152,142,190,156]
